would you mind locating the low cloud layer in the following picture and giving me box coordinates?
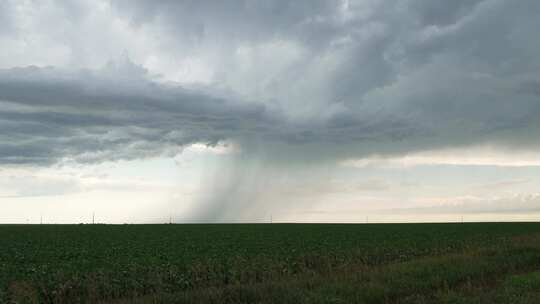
[0,62,283,165]
[385,193,540,215]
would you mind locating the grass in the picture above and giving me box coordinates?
[1,223,540,303]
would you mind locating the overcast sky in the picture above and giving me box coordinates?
[1,0,540,223]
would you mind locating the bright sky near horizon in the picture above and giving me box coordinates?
[1,0,540,223]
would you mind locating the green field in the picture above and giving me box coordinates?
[1,223,540,303]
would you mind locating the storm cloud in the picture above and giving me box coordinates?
[0,0,540,166]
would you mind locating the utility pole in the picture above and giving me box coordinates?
[92,212,95,225]
[40,213,42,225]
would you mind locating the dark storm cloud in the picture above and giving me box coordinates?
[0,62,422,165]
[1,0,540,165]
[407,0,485,27]
[0,63,285,164]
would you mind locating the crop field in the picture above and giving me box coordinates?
[1,223,540,303]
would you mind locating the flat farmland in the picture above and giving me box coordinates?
[2,223,540,303]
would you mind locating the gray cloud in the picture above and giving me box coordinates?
[0,1,13,36]
[0,62,284,165]
[113,0,342,48]
[0,0,539,167]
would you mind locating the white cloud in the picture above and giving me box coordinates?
[341,146,540,168]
